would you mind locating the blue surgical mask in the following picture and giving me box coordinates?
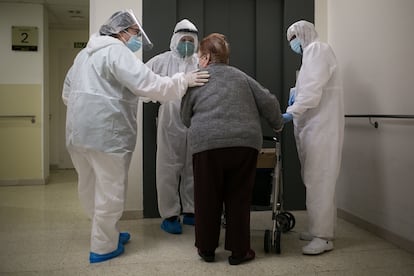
[124,32,142,52]
[177,41,195,57]
[290,38,302,55]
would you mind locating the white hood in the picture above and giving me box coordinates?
[86,33,125,55]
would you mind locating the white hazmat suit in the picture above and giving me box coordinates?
[286,21,344,243]
[146,19,198,222]
[62,11,208,258]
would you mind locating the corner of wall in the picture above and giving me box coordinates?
[314,0,328,42]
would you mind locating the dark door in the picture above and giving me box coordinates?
[142,0,314,217]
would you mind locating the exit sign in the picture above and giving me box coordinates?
[74,42,87,48]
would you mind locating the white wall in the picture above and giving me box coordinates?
[0,3,44,84]
[314,0,327,42]
[0,3,47,184]
[317,0,414,247]
[89,0,144,216]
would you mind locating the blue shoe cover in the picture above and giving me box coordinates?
[119,232,130,244]
[161,219,182,234]
[89,243,124,263]
[183,214,195,226]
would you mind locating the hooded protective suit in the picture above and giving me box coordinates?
[62,12,193,255]
[286,21,344,239]
[145,19,198,219]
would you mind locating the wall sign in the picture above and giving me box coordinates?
[12,26,38,51]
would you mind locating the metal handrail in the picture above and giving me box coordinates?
[345,114,414,128]
[0,115,36,123]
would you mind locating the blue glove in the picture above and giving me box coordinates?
[288,88,296,106]
[282,113,293,124]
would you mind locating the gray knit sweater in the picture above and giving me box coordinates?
[181,63,283,154]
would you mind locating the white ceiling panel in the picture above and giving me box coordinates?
[0,0,89,30]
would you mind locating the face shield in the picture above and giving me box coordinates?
[125,9,153,50]
[99,9,153,50]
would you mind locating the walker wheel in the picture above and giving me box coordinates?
[281,211,296,231]
[264,229,271,253]
[274,230,281,254]
[276,213,291,233]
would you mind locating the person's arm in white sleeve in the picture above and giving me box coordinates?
[62,49,86,105]
[111,46,208,102]
[62,66,74,106]
[286,43,333,117]
[142,56,163,103]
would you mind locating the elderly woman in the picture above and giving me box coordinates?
[181,33,283,265]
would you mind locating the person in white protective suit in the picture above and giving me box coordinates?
[282,20,344,255]
[62,9,209,263]
[146,19,199,234]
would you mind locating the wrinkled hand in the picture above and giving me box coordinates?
[185,69,210,87]
[282,113,293,124]
[288,88,296,106]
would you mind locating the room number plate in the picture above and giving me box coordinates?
[12,26,38,51]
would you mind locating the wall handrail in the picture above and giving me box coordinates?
[345,114,414,128]
[0,115,36,123]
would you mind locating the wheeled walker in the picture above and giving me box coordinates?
[261,134,295,254]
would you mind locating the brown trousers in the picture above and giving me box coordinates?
[192,147,258,257]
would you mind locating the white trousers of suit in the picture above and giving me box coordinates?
[68,145,132,254]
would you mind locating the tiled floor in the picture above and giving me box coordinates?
[1,170,414,275]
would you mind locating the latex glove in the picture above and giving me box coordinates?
[185,69,210,87]
[288,87,296,106]
[282,113,293,124]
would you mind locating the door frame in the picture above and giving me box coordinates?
[142,0,314,217]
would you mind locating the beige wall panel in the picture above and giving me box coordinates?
[0,84,42,182]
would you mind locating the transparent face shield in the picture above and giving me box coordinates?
[125,9,153,50]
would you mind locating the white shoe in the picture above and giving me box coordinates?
[299,231,314,241]
[302,238,333,255]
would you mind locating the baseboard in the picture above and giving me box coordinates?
[49,164,59,170]
[338,208,414,254]
[0,178,47,186]
[121,210,143,220]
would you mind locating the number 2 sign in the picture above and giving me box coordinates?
[12,26,39,51]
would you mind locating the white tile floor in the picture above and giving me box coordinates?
[1,169,414,275]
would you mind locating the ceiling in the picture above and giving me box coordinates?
[0,0,89,30]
